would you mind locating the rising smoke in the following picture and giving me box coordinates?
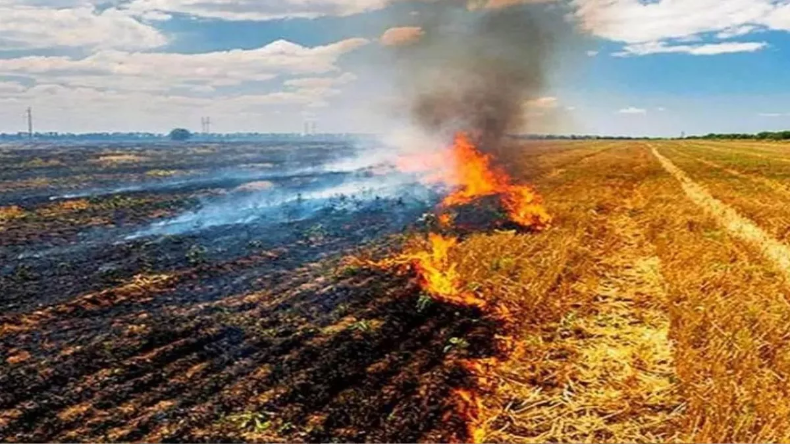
[128,1,565,239]
[391,0,561,166]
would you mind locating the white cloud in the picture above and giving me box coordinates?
[0,38,369,93]
[618,107,647,115]
[586,50,599,56]
[0,4,166,50]
[467,0,556,9]
[717,25,758,39]
[570,0,773,44]
[759,112,785,117]
[0,81,26,93]
[0,81,361,132]
[0,37,370,132]
[522,96,565,122]
[282,72,359,108]
[380,26,425,46]
[138,10,173,21]
[526,96,559,109]
[615,41,768,56]
[117,0,554,21]
[284,72,357,89]
[119,0,392,21]
[569,0,789,57]
[763,3,790,31]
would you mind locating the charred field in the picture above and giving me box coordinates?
[0,139,469,442]
[5,138,790,443]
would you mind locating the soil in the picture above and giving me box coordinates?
[0,140,498,442]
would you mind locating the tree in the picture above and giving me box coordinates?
[169,128,192,141]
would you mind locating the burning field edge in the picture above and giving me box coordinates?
[6,139,790,442]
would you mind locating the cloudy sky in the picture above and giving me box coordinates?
[1,0,790,137]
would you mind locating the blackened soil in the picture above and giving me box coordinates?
[0,141,499,442]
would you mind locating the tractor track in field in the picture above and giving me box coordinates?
[537,143,619,180]
[651,144,790,282]
[688,142,790,164]
[667,147,790,199]
[693,141,790,156]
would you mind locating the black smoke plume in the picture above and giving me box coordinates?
[393,1,559,163]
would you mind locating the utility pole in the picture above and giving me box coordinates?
[205,116,211,134]
[26,107,33,139]
[201,116,212,134]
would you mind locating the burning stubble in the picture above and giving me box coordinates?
[394,1,559,165]
[373,2,558,309]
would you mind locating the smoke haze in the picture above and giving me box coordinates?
[391,1,561,165]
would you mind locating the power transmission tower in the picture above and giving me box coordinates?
[201,116,212,134]
[26,107,33,139]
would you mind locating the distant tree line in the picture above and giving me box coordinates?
[4,130,787,142]
[689,131,790,141]
[514,135,661,140]
[0,132,370,142]
[0,132,163,141]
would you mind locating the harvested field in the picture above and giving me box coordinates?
[3,139,790,442]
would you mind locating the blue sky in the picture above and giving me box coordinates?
[1,0,790,137]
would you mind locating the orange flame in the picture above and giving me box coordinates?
[359,233,483,307]
[383,132,552,302]
[440,133,504,207]
[442,132,551,230]
[452,388,486,443]
[412,233,485,308]
[502,185,552,229]
[366,132,549,444]
[365,132,550,443]
[395,132,551,229]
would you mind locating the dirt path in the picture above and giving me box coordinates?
[483,196,681,442]
[651,144,790,282]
